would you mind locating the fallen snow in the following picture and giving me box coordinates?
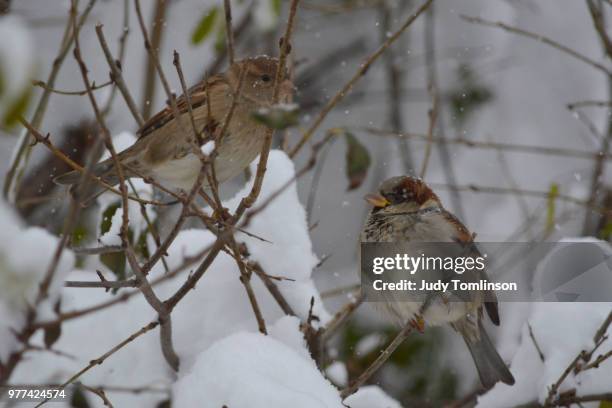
[345,385,404,408]
[0,16,34,122]
[173,320,343,408]
[0,199,74,363]
[96,131,155,248]
[6,151,341,407]
[200,140,215,156]
[477,238,612,408]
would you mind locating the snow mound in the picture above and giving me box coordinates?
[478,238,612,407]
[173,319,342,408]
[0,199,74,363]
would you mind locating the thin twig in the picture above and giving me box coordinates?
[251,262,296,316]
[425,2,465,218]
[71,1,130,247]
[223,0,235,65]
[34,321,159,407]
[379,0,413,173]
[544,310,612,406]
[581,1,612,234]
[140,0,168,120]
[528,322,545,362]
[80,384,114,408]
[96,23,145,127]
[228,238,268,334]
[568,100,612,109]
[201,3,253,77]
[232,0,301,221]
[586,0,612,57]
[65,279,138,289]
[364,128,612,160]
[461,15,612,75]
[102,0,130,116]
[17,119,165,206]
[31,79,113,96]
[419,82,438,177]
[340,323,414,399]
[4,0,97,201]
[320,291,364,344]
[429,182,612,216]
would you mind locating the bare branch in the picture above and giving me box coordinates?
[461,15,612,75]
[340,323,414,399]
[418,83,438,178]
[140,0,168,120]
[223,0,235,65]
[4,0,97,200]
[96,23,145,127]
[31,79,113,96]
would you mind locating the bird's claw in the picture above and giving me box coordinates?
[410,315,426,333]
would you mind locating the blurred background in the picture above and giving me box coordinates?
[2,0,611,406]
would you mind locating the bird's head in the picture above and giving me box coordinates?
[365,176,442,213]
[228,56,294,107]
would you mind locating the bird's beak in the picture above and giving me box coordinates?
[364,193,390,208]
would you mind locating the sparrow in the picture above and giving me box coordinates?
[55,56,293,200]
[361,176,515,389]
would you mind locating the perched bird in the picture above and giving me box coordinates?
[361,176,515,388]
[55,56,293,199]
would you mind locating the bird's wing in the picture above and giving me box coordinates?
[443,209,501,326]
[137,74,228,139]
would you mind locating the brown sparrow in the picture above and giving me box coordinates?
[55,56,293,198]
[361,176,515,388]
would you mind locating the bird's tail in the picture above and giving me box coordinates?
[54,159,121,203]
[455,318,515,389]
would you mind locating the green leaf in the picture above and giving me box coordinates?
[191,6,219,45]
[251,104,299,129]
[599,220,612,240]
[70,386,90,408]
[344,131,371,191]
[156,400,171,408]
[599,401,612,408]
[100,202,120,235]
[214,23,226,54]
[271,0,281,16]
[100,251,126,281]
[99,201,125,280]
[546,183,559,233]
[2,88,31,128]
[70,224,89,247]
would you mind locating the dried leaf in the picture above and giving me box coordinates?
[344,131,370,190]
[191,7,219,45]
[44,323,62,349]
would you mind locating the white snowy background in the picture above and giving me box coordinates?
[1,0,611,407]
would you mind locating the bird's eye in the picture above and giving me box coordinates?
[261,74,271,82]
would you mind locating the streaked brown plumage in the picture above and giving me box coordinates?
[55,56,293,198]
[362,176,514,389]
